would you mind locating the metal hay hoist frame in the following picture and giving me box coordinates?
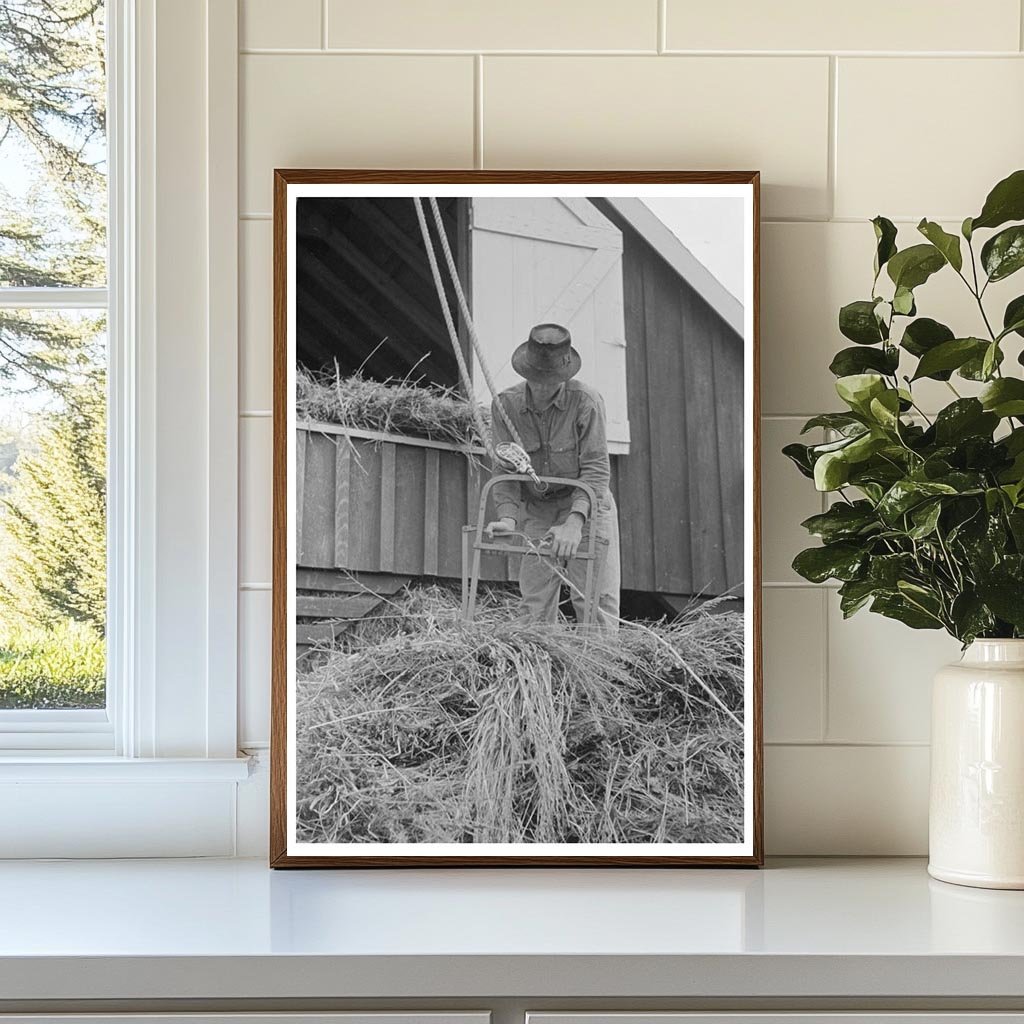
[461,474,600,627]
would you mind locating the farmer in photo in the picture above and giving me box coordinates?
[485,323,621,633]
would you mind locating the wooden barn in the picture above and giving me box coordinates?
[294,195,745,641]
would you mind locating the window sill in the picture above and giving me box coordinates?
[0,754,252,782]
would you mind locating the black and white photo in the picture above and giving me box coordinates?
[271,171,762,867]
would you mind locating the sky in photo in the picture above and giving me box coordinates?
[641,197,745,301]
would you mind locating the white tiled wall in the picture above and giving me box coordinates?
[236,0,1024,854]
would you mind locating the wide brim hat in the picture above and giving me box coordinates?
[510,323,581,384]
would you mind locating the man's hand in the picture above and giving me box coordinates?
[544,512,584,560]
[485,517,516,539]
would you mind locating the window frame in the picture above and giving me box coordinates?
[0,0,242,769]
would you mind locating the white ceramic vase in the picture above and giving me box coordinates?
[929,639,1024,889]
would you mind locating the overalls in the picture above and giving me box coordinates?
[490,381,621,633]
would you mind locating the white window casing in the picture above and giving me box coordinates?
[0,0,249,856]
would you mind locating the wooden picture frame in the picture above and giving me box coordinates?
[271,170,762,867]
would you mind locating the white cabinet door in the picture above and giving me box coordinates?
[470,196,630,451]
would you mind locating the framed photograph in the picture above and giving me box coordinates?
[271,170,762,867]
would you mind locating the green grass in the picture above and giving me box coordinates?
[0,620,105,709]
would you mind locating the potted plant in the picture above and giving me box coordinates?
[785,169,1024,889]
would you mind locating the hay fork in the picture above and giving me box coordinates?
[461,474,600,626]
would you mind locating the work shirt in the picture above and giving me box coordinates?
[490,380,611,527]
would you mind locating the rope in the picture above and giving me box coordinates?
[412,197,497,462]
[424,197,527,450]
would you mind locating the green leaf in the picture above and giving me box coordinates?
[970,169,1024,232]
[877,479,958,523]
[933,399,999,444]
[908,500,942,539]
[892,286,916,316]
[800,413,865,435]
[917,219,963,272]
[982,341,1001,381]
[829,345,899,378]
[900,317,954,359]
[844,432,888,468]
[839,299,886,345]
[836,373,886,412]
[911,338,988,381]
[1003,295,1024,339]
[872,216,898,277]
[792,542,866,584]
[868,552,915,587]
[950,593,995,644]
[981,225,1024,282]
[782,442,815,479]
[814,450,851,491]
[959,344,1004,381]
[800,500,879,543]
[868,389,902,431]
[887,243,946,291]
[838,578,878,617]
[976,578,1024,629]
[962,216,974,241]
[979,378,1024,418]
[871,594,943,630]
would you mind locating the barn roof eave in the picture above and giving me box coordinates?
[599,197,745,338]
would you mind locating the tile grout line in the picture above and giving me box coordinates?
[766,740,931,748]
[820,587,830,742]
[474,55,484,169]
[1021,0,1024,51]
[819,428,832,741]
[826,55,838,220]
[237,47,1024,57]
[321,0,329,50]
[657,0,667,54]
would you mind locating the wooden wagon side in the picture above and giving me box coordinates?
[296,423,515,573]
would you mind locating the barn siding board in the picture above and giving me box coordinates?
[681,282,728,595]
[295,429,306,551]
[334,441,352,566]
[616,232,656,592]
[301,432,337,568]
[423,448,440,576]
[347,441,382,572]
[712,323,745,592]
[642,252,692,595]
[393,444,427,573]
[438,450,469,577]
[378,444,397,573]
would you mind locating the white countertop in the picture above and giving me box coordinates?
[1,857,1024,1002]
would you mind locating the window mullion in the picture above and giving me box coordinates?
[0,287,108,310]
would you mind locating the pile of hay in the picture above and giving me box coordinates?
[296,363,484,447]
[296,585,745,846]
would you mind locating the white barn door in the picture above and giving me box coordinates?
[470,197,630,451]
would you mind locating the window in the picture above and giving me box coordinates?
[0,1,109,735]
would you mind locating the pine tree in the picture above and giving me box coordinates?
[0,370,105,631]
[0,0,107,643]
[0,0,106,391]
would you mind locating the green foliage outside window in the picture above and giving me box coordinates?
[0,1,107,708]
